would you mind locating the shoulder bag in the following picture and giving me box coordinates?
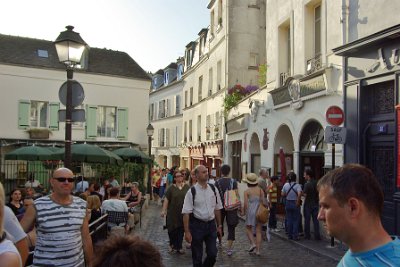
[256,189,269,224]
[223,179,241,211]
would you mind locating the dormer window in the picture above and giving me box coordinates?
[164,72,169,85]
[37,49,48,58]
[177,64,184,80]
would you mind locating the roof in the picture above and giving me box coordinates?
[0,33,151,80]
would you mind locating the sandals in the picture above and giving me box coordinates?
[247,244,256,252]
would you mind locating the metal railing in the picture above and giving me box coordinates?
[306,54,322,75]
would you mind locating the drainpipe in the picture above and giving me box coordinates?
[341,0,349,165]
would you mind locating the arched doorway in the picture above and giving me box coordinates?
[273,125,294,177]
[249,133,261,173]
[299,120,326,184]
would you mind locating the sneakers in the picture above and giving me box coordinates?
[273,228,280,232]
[227,249,233,256]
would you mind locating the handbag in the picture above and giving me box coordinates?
[256,189,269,224]
[223,179,241,211]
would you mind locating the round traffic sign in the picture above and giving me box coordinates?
[326,106,344,126]
[58,80,85,108]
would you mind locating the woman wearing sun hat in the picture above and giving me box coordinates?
[241,173,265,256]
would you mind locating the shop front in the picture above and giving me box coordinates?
[204,140,223,177]
[333,24,400,235]
[189,145,205,170]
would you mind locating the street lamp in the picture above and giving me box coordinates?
[146,123,154,197]
[54,26,87,169]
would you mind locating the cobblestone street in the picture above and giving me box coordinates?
[134,202,339,267]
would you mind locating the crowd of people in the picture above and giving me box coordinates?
[1,163,399,266]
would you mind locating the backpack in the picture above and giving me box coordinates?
[191,183,217,205]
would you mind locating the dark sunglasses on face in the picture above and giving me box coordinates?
[53,177,75,183]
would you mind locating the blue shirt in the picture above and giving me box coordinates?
[338,237,400,267]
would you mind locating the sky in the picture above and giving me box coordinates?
[0,0,210,73]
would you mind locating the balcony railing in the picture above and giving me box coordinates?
[306,54,322,75]
[280,72,290,86]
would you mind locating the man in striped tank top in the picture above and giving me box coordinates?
[21,168,93,267]
[318,164,400,266]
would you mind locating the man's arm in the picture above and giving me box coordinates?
[14,238,29,265]
[183,213,192,243]
[19,204,36,233]
[214,209,222,237]
[81,214,93,267]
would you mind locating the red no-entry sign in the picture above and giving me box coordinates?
[326,106,344,126]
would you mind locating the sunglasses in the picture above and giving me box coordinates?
[53,177,75,183]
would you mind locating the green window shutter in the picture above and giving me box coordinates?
[117,107,128,139]
[86,105,97,138]
[18,100,30,129]
[49,102,60,130]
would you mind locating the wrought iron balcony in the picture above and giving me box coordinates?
[280,72,290,86]
[306,54,322,75]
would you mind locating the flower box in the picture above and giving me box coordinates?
[26,128,51,139]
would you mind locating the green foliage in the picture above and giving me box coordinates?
[223,91,243,113]
[258,63,267,87]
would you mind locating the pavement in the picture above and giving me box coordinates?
[131,201,346,267]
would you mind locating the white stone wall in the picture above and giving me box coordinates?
[0,64,150,147]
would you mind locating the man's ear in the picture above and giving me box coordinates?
[347,197,361,217]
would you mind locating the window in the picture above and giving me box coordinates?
[189,120,193,142]
[190,87,193,105]
[198,76,203,101]
[215,112,221,139]
[37,49,48,58]
[85,105,128,139]
[210,10,215,35]
[217,61,222,90]
[218,0,223,25]
[150,103,154,121]
[159,100,165,118]
[197,115,201,141]
[177,64,184,80]
[165,99,170,117]
[159,128,165,147]
[175,95,181,115]
[208,68,213,96]
[30,101,48,128]
[184,121,188,142]
[278,20,291,85]
[206,115,211,140]
[185,91,188,108]
[250,53,258,67]
[314,5,321,56]
[164,72,169,85]
[97,106,116,138]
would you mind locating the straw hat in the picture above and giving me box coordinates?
[243,173,258,185]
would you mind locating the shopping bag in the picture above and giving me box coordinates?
[224,179,241,210]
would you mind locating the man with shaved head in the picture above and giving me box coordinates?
[21,168,93,267]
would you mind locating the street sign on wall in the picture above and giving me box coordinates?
[326,106,344,126]
[324,126,346,144]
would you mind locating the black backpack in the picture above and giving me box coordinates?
[191,183,218,205]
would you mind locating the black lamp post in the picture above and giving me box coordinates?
[54,26,87,169]
[146,123,154,197]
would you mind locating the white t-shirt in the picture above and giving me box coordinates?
[0,239,22,267]
[25,180,40,188]
[182,183,223,221]
[160,175,167,186]
[282,182,302,201]
[101,199,128,212]
[4,206,27,243]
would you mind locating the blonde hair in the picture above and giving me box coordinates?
[0,182,5,235]
[87,195,101,210]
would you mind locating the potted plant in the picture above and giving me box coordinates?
[26,128,52,139]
